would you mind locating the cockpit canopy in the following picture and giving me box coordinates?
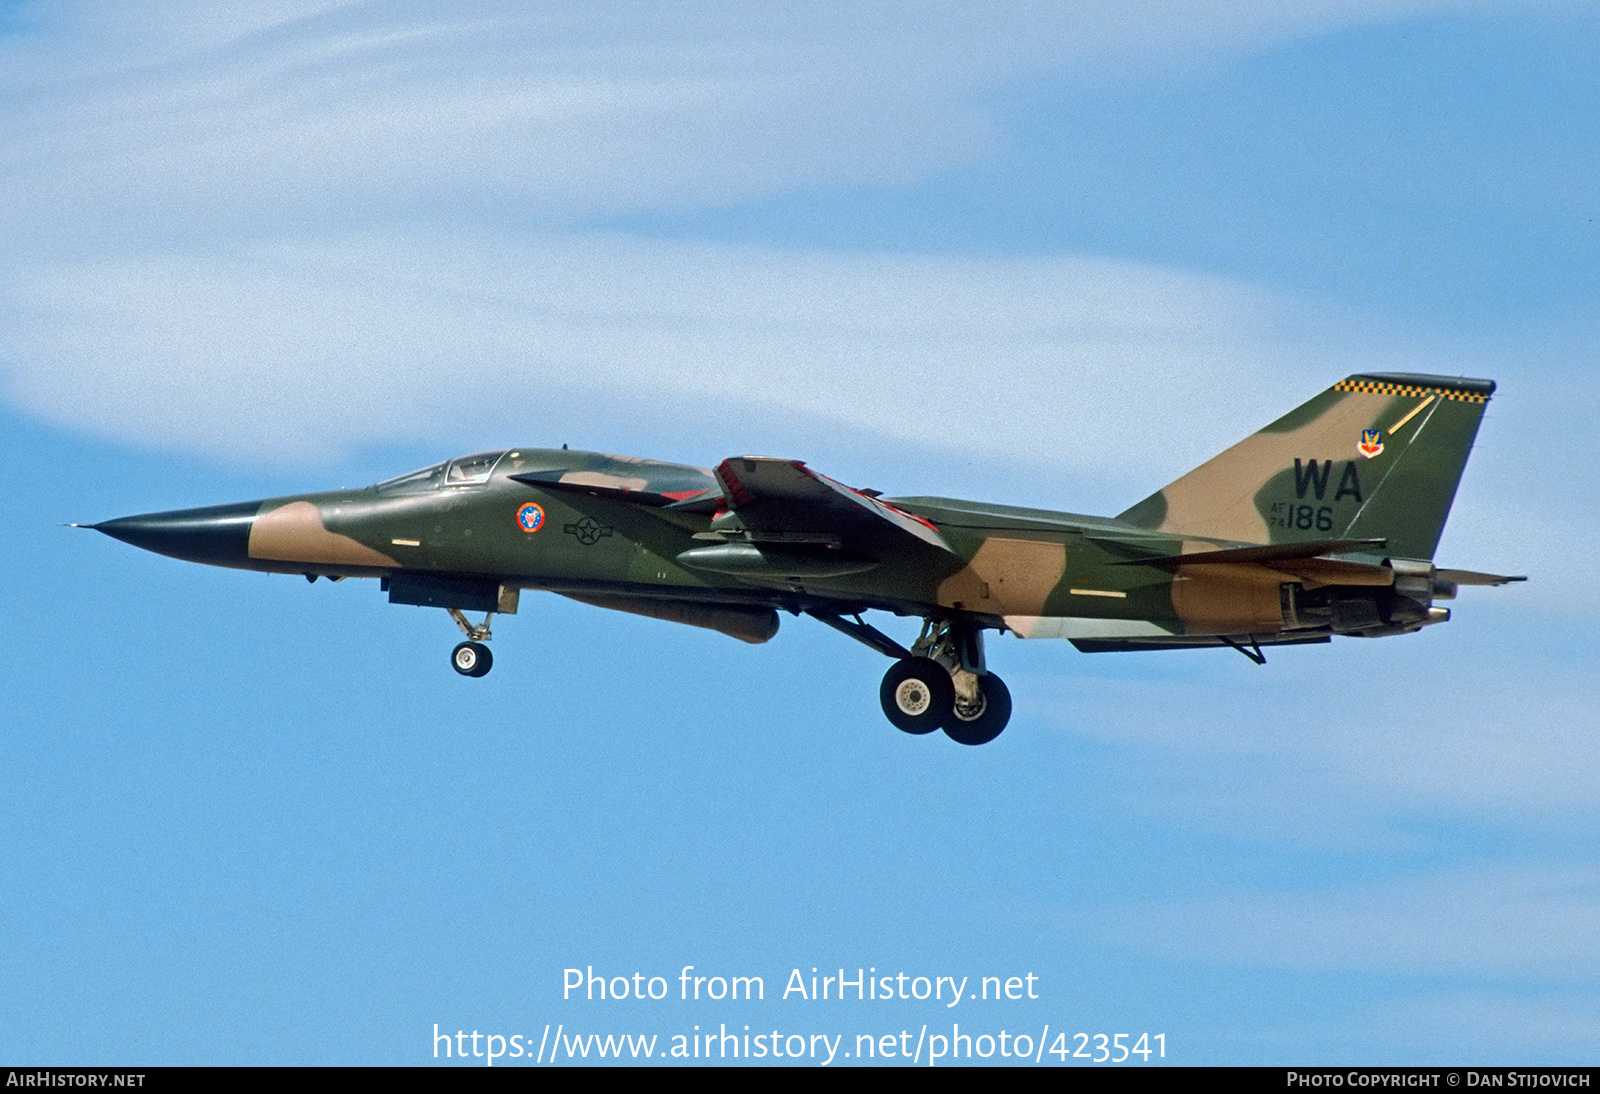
[374,449,720,504]
[375,450,509,493]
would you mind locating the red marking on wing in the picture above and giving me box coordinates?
[714,461,755,507]
[878,501,942,534]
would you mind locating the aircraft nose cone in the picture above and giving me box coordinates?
[93,501,261,567]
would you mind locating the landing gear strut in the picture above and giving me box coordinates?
[874,618,1011,745]
[448,608,495,678]
[944,672,1011,746]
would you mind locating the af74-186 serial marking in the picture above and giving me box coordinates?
[87,373,1522,745]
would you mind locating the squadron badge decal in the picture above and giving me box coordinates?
[516,502,546,532]
[1358,429,1384,458]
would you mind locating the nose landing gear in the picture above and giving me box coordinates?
[448,608,495,678]
[452,640,493,677]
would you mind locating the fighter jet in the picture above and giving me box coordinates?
[87,373,1521,745]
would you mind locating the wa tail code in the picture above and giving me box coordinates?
[1292,459,1363,502]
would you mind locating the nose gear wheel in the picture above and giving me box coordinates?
[452,641,493,677]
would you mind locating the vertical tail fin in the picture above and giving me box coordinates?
[1118,373,1495,560]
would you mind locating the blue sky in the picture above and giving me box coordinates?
[2,1,1597,1066]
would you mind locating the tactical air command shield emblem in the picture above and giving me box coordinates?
[1358,429,1384,458]
[516,502,546,533]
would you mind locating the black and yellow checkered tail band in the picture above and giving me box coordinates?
[1335,374,1494,402]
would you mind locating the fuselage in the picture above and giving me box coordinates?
[97,445,1428,649]
[85,374,1515,745]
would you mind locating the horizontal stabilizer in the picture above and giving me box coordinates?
[1071,634,1332,654]
[1117,538,1387,568]
[1436,568,1527,587]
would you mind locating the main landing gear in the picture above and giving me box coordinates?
[808,612,1012,745]
[448,608,495,678]
[940,669,1011,747]
[874,618,1011,746]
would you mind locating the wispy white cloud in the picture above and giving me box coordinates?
[1025,629,1600,846]
[1,0,1526,243]
[4,234,1581,611]
[0,0,1584,599]
[0,229,1366,467]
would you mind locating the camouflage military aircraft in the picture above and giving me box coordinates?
[88,373,1520,745]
